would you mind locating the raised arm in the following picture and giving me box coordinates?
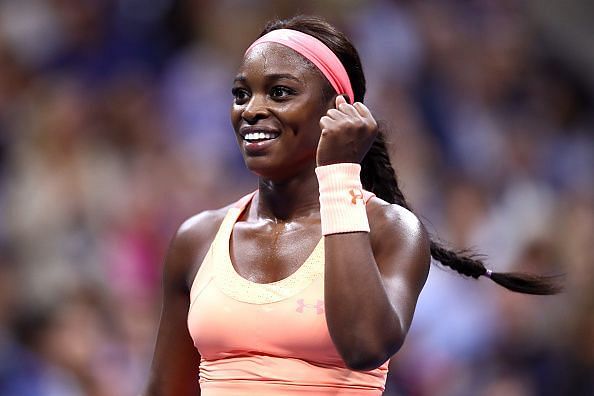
[318,96,431,370]
[144,210,225,396]
[323,201,430,370]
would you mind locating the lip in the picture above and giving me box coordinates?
[243,138,278,155]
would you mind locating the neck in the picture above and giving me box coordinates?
[255,164,320,222]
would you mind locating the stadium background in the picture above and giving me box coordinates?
[0,0,592,395]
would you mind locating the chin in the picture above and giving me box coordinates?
[246,167,287,182]
[243,157,279,179]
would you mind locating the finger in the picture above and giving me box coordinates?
[335,95,359,117]
[326,108,348,120]
[353,102,373,118]
[353,102,377,131]
[335,95,347,108]
[337,102,360,117]
[319,115,339,130]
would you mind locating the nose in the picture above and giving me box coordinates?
[241,94,269,124]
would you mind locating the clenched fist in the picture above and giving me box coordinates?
[317,95,378,166]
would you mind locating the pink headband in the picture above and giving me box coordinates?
[245,29,355,104]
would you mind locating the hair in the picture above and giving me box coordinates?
[260,15,562,295]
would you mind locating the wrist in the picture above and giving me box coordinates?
[315,163,370,235]
[316,157,359,167]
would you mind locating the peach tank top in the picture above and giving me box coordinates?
[187,191,388,395]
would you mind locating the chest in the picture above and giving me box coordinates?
[190,278,339,363]
[230,221,321,284]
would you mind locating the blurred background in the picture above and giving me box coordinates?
[0,0,592,395]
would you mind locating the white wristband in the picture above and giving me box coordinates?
[315,163,370,235]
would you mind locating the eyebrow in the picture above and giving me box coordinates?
[233,73,301,83]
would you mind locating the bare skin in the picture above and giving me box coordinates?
[144,43,430,395]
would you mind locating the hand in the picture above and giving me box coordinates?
[317,95,378,166]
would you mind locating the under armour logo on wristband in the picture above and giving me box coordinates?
[349,188,364,204]
[296,299,324,314]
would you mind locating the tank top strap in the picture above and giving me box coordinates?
[215,190,256,251]
[189,192,256,305]
[232,190,257,210]
[211,190,256,254]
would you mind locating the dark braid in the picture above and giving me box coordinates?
[262,15,562,295]
[362,131,562,294]
[360,131,401,203]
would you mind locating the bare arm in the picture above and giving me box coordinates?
[324,199,430,371]
[318,96,430,370]
[143,210,226,396]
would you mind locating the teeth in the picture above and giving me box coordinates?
[244,132,279,141]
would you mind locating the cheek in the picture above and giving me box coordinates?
[303,116,322,139]
[289,117,323,154]
[295,110,324,143]
[286,103,324,133]
[230,105,242,130]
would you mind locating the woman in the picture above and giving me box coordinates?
[144,15,560,396]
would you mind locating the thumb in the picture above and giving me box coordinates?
[335,95,347,108]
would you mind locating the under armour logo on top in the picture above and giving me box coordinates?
[349,188,364,204]
[296,299,324,315]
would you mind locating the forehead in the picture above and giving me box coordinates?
[238,42,322,83]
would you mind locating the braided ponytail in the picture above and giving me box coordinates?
[361,130,562,295]
[264,15,563,295]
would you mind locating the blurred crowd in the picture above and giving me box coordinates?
[0,0,592,395]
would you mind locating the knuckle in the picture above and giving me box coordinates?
[352,118,365,129]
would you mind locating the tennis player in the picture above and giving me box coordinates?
[144,15,560,396]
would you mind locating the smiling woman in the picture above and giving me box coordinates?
[143,15,561,396]
[231,45,334,180]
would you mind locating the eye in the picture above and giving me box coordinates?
[232,87,250,104]
[270,86,295,99]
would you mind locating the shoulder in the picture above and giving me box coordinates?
[365,196,431,262]
[175,206,231,248]
[365,196,426,235]
[163,204,232,290]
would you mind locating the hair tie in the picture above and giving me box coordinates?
[245,29,355,104]
[485,269,493,278]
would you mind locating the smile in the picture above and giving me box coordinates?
[243,132,280,142]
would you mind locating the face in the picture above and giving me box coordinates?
[231,43,334,181]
